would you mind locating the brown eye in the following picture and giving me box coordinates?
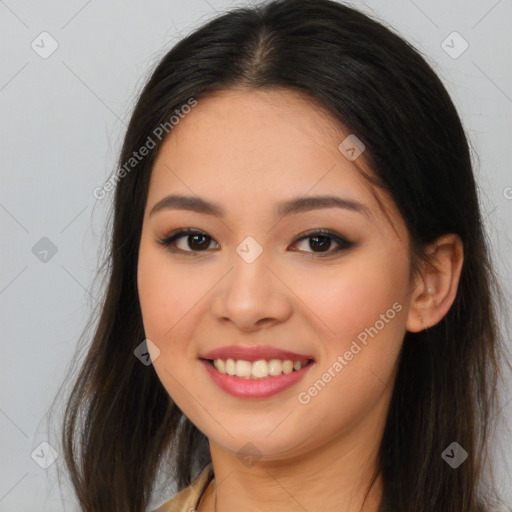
[182,233,211,251]
[307,234,332,252]
[290,230,354,256]
[157,229,219,254]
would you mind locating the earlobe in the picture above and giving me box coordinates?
[405,233,464,333]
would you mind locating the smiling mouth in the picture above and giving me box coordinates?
[201,357,315,380]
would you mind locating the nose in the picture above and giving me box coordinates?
[211,254,293,332]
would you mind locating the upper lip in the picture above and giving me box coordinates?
[200,345,315,362]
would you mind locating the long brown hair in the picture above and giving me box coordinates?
[53,1,511,510]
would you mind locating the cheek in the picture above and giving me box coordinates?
[137,245,201,400]
[293,252,408,343]
[289,247,409,412]
[293,255,407,436]
[137,241,194,343]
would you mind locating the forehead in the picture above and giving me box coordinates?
[148,87,404,235]
[162,87,355,168]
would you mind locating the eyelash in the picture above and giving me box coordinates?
[156,228,355,258]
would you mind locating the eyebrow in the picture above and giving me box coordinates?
[149,194,373,219]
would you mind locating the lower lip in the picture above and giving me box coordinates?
[200,359,315,399]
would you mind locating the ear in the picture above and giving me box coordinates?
[406,233,464,333]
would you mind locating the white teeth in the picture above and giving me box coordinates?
[212,358,311,379]
[225,359,236,376]
[251,360,268,378]
[268,359,283,376]
[216,359,226,374]
[235,360,252,378]
[281,360,294,374]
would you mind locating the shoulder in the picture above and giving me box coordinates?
[150,463,214,512]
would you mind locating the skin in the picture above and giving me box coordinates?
[137,87,464,512]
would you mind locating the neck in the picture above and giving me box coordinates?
[201,416,386,512]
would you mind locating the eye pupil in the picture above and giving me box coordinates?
[310,235,331,252]
[189,234,210,250]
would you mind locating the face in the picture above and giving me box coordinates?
[137,87,413,463]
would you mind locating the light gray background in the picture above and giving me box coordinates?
[1,1,511,510]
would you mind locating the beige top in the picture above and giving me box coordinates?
[153,463,214,512]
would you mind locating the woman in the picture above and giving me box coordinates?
[59,0,510,511]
